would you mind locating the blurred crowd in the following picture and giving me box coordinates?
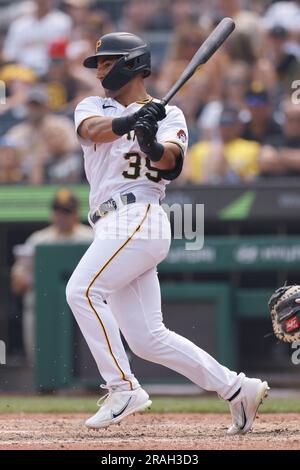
[0,0,300,185]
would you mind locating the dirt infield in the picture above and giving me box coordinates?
[0,413,299,450]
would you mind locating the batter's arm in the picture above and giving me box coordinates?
[77,101,166,144]
[152,143,181,171]
[78,116,119,144]
[153,142,184,181]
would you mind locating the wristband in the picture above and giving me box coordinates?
[112,114,137,136]
[141,142,164,162]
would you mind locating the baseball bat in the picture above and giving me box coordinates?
[161,17,235,106]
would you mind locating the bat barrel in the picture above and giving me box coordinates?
[198,17,235,65]
[161,17,235,106]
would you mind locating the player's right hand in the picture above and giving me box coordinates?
[138,102,166,122]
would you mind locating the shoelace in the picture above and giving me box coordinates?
[96,384,118,408]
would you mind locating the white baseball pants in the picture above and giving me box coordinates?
[66,201,243,399]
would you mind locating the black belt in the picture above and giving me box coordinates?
[91,192,136,224]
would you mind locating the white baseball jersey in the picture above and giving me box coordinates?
[74,96,188,215]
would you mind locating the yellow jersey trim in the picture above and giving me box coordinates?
[135,96,153,104]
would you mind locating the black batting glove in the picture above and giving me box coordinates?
[112,113,139,137]
[134,113,158,147]
[134,114,164,162]
[112,101,166,137]
[138,102,166,122]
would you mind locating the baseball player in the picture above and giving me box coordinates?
[66,32,269,434]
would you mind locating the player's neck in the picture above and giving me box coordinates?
[113,81,150,107]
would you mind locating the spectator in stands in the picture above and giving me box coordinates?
[217,0,249,19]
[225,30,258,66]
[62,0,96,40]
[63,0,114,43]
[198,62,251,139]
[0,136,23,184]
[157,21,207,99]
[40,120,83,184]
[117,0,158,34]
[0,30,6,65]
[250,0,271,16]
[263,0,300,32]
[242,82,282,144]
[188,105,261,184]
[259,100,300,177]
[45,38,86,113]
[172,0,201,28]
[217,0,260,36]
[10,188,94,363]
[65,39,100,98]
[146,0,174,31]
[157,20,210,142]
[215,0,264,64]
[0,1,35,33]
[3,0,72,75]
[224,24,276,107]
[0,64,37,135]
[265,25,300,94]
[8,86,78,184]
[166,20,205,63]
[82,10,115,45]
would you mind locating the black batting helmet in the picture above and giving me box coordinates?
[83,32,151,90]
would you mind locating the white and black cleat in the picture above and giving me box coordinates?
[227,378,270,435]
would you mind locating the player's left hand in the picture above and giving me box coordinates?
[134,113,158,149]
[138,102,166,122]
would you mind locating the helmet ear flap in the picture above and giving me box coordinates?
[125,58,135,69]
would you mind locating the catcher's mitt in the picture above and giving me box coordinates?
[268,284,300,343]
